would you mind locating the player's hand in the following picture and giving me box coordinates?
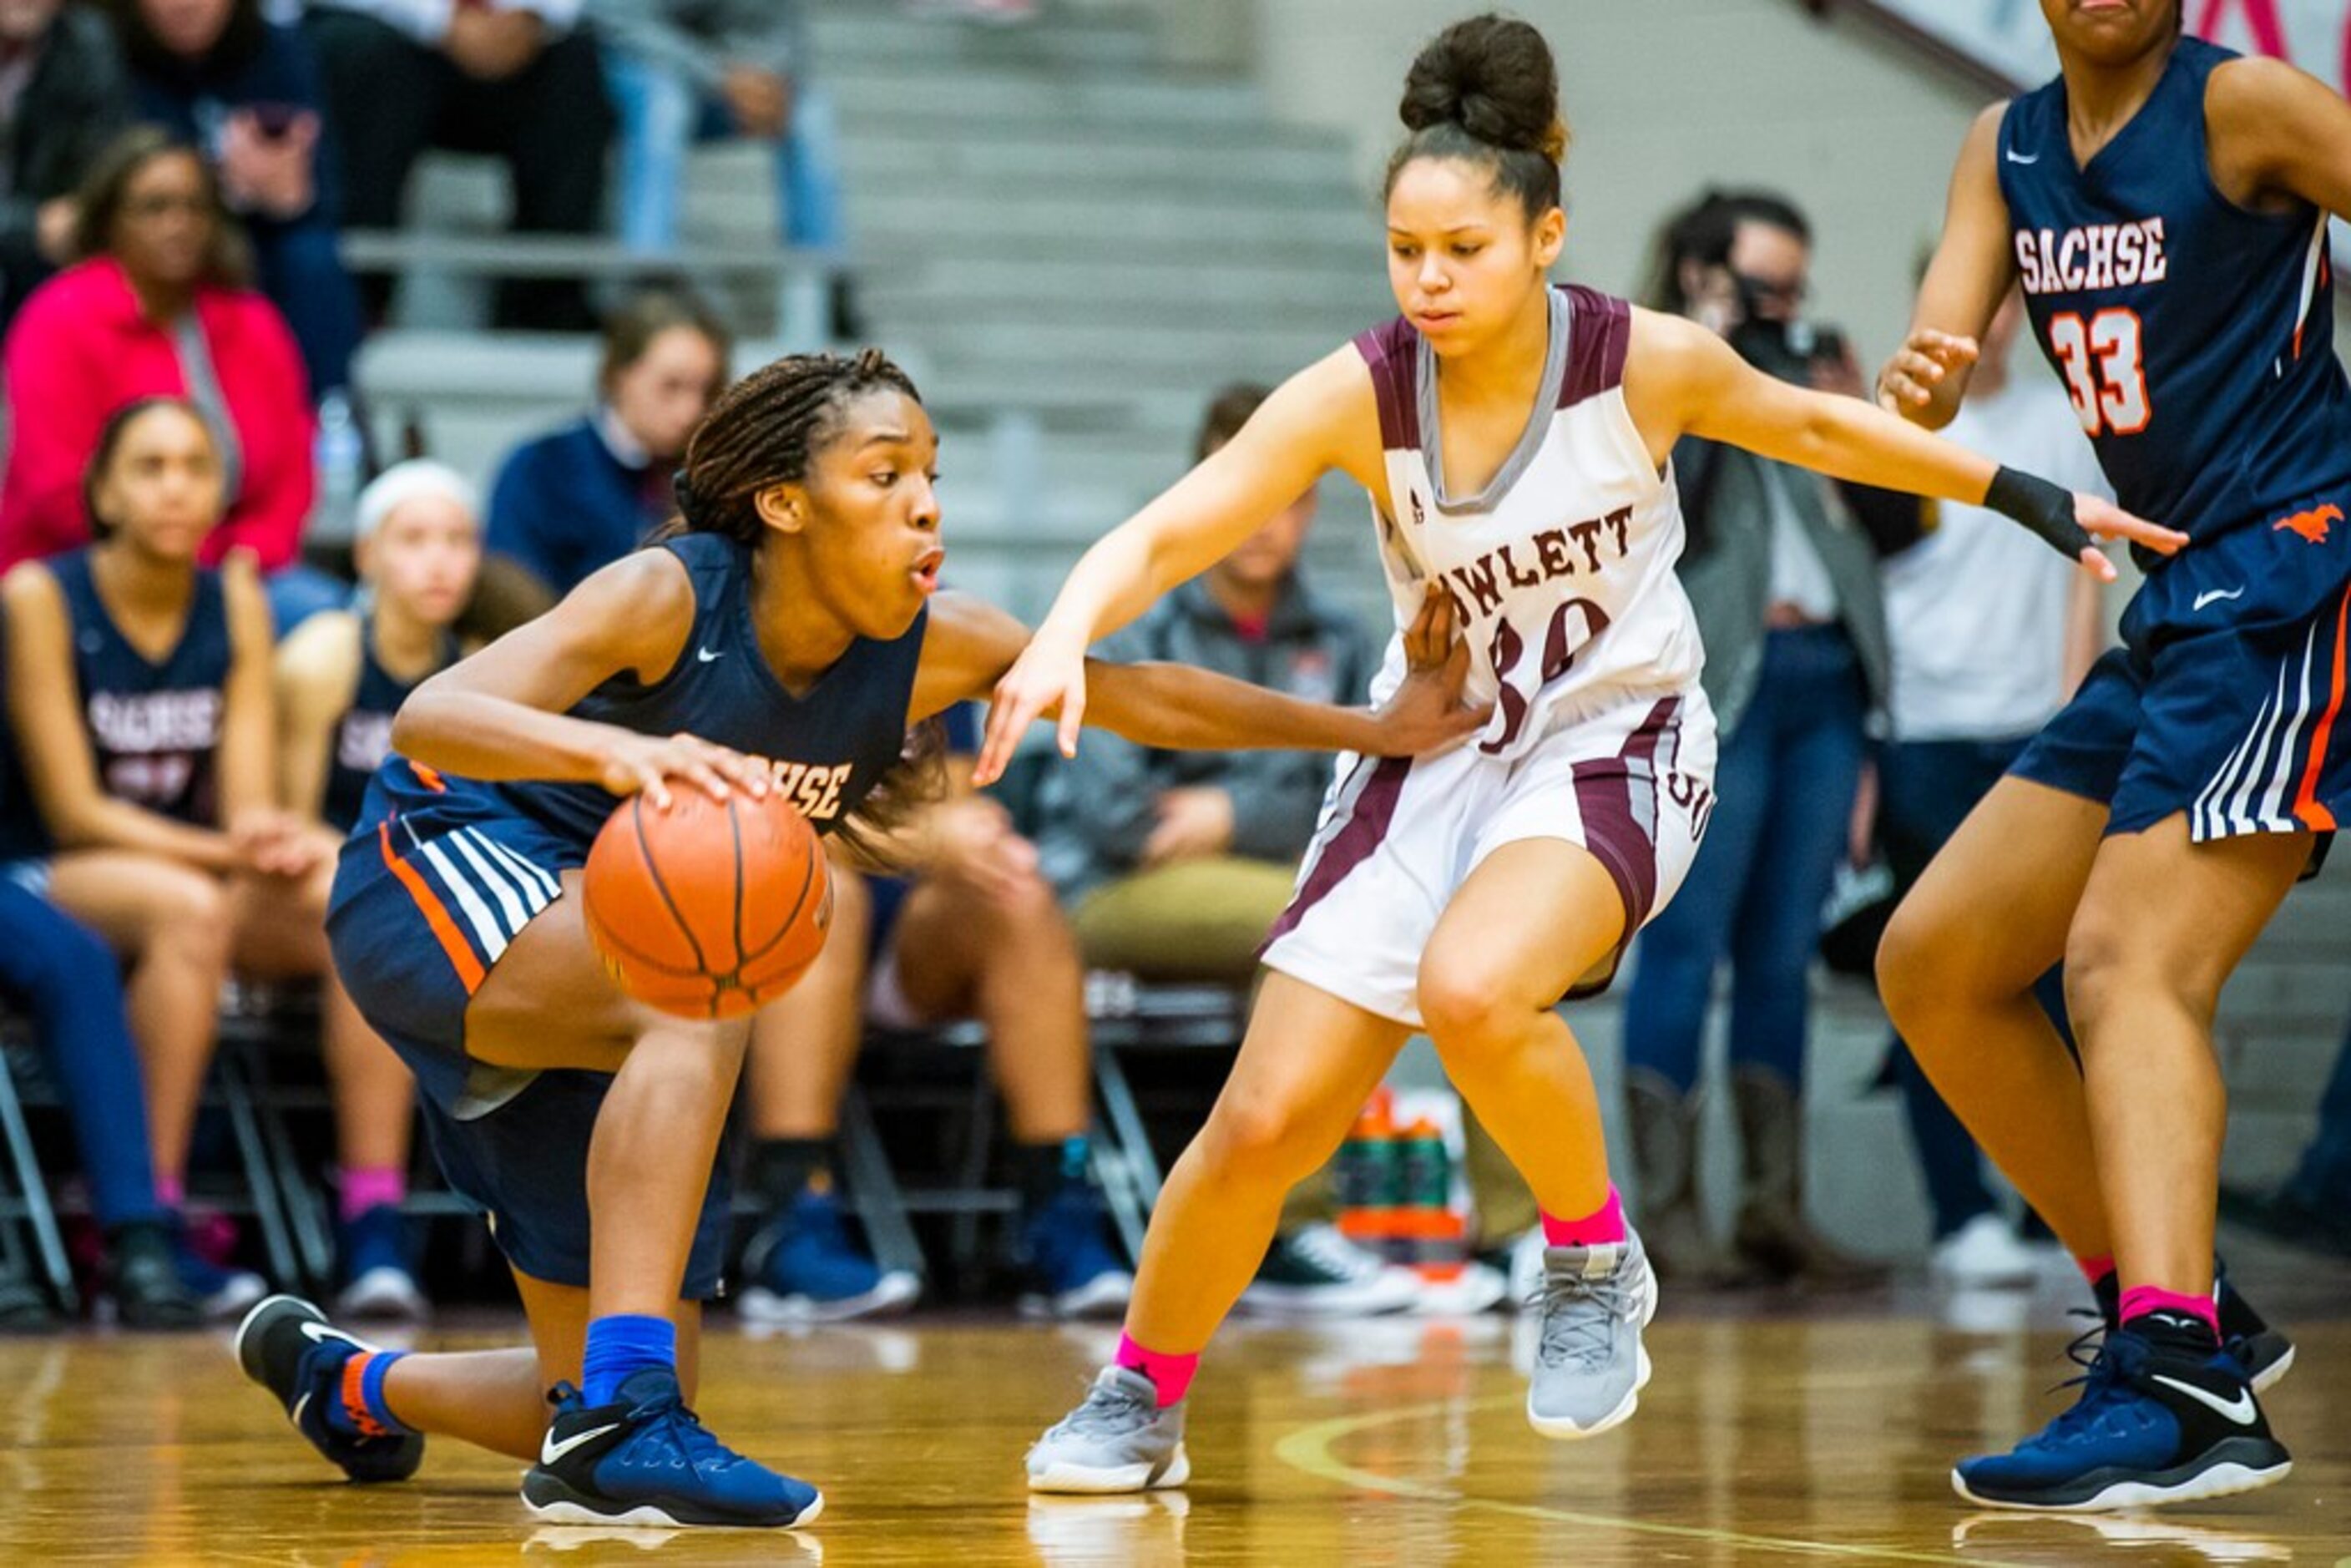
[1140,785,1235,868]
[597,730,771,810]
[976,630,1087,787]
[229,809,319,878]
[2071,494,2187,583]
[1875,330,1979,417]
[720,64,791,138]
[1366,584,1493,756]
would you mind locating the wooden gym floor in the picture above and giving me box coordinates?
[2,1248,2345,1565]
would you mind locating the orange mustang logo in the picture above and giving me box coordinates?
[2274,503,2343,544]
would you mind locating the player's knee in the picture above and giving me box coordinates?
[1876,892,1989,1029]
[1202,1092,1323,1185]
[1416,959,1519,1048]
[151,868,233,962]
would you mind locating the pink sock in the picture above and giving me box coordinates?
[2075,1252,2116,1287]
[339,1166,407,1223]
[2119,1284,2220,1338]
[155,1171,185,1210]
[1114,1333,1199,1407]
[1541,1186,1627,1247]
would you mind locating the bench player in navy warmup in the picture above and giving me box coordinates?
[1877,0,2351,1511]
[230,350,1485,1530]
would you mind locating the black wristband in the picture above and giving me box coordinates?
[1984,465,2094,560]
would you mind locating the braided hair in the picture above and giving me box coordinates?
[670,349,921,540]
[665,348,946,859]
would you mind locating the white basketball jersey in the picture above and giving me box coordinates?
[1357,286,1705,761]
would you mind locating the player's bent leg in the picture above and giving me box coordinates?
[1026,975,1408,1494]
[1878,777,2114,1260]
[1418,838,1653,1442]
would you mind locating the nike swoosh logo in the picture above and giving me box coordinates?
[2151,1374,2257,1425]
[2193,587,2246,610]
[2005,149,2039,164]
[296,1321,353,1348]
[696,646,723,663]
[541,1422,624,1465]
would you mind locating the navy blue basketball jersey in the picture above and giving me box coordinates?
[47,549,230,835]
[324,620,453,833]
[2000,37,2351,537]
[383,532,928,852]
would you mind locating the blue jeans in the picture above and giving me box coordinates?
[601,53,847,254]
[0,880,162,1229]
[1878,736,2075,1239]
[2284,1017,2351,1211]
[250,216,365,399]
[1622,626,1868,1093]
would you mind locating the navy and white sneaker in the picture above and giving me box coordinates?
[173,1218,267,1321]
[334,1203,427,1322]
[1953,1324,2292,1511]
[522,1369,823,1529]
[1018,1184,1133,1320]
[738,1188,920,1324]
[2091,1264,2294,1393]
[234,1294,424,1483]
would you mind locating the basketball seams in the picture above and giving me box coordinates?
[740,834,819,966]
[579,888,717,979]
[629,793,712,974]
[729,797,747,974]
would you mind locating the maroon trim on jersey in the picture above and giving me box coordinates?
[1263,754,1413,946]
[1557,286,1631,412]
[1570,695,1681,936]
[1353,317,1422,453]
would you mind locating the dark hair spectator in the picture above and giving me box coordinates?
[301,0,613,331]
[0,0,134,328]
[102,0,367,402]
[0,130,317,611]
[485,289,730,596]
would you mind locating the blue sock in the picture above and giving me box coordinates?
[321,1348,413,1439]
[582,1314,677,1406]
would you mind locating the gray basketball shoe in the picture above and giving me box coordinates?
[1526,1230,1657,1439]
[1026,1366,1191,1494]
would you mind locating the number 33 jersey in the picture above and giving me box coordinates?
[2000,35,2351,544]
[1354,284,1706,766]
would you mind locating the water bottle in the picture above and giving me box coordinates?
[1336,1088,1399,1251]
[311,390,365,549]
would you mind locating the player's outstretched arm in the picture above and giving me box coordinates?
[391,550,771,807]
[1625,307,2184,581]
[2208,55,2351,220]
[974,348,1373,783]
[1877,104,2015,428]
[921,586,1486,761]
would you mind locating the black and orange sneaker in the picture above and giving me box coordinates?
[235,1294,423,1483]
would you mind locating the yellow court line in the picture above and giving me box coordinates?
[1272,1394,2036,1568]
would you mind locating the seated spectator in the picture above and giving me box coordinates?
[486,291,727,596]
[302,0,610,332]
[589,0,857,336]
[736,708,1131,1323]
[0,128,329,630]
[2222,1015,2351,1259]
[0,620,200,1329]
[271,460,479,1319]
[0,399,327,1318]
[0,0,132,330]
[1033,384,1444,1318]
[105,0,367,402]
[1874,288,2106,1288]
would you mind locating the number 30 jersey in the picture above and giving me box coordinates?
[1999,35,2351,539]
[1355,284,1706,764]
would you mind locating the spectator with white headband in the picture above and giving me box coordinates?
[273,459,482,1319]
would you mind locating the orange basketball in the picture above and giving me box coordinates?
[579,787,832,1020]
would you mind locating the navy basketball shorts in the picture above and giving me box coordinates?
[2013,502,2351,858]
[326,767,735,1300]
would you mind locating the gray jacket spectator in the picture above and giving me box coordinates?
[1037,573,1374,905]
[0,3,134,326]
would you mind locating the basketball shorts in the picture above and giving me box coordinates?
[326,766,734,1299]
[2013,519,2351,859]
[1261,690,1717,1029]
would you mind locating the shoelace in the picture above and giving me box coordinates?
[2032,1328,2146,1446]
[1056,1378,1155,1439]
[1530,1266,1631,1368]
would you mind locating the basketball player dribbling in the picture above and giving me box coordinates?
[990,13,2178,1495]
[1877,0,2351,1512]
[230,350,1485,1530]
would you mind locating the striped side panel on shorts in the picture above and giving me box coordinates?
[381,817,561,991]
[1263,755,1413,947]
[1570,696,1681,933]
[2191,591,2348,840]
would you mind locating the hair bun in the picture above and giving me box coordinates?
[1398,13,1565,163]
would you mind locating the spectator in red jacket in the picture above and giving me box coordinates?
[0,127,322,625]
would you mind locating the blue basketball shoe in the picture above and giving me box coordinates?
[737,1186,920,1324]
[2090,1263,2295,1391]
[521,1369,824,1529]
[234,1294,424,1483]
[1017,1182,1132,1320]
[1953,1322,2292,1510]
